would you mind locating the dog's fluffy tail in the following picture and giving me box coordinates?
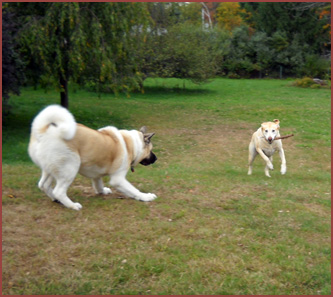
[31,105,77,141]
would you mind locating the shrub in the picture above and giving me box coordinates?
[310,84,322,89]
[227,72,241,79]
[292,77,330,89]
[139,24,229,85]
[297,54,331,78]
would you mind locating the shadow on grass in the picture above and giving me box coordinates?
[139,85,217,98]
[2,106,32,138]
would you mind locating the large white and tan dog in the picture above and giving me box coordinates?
[248,119,287,177]
[28,105,157,210]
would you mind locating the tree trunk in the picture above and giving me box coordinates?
[60,77,69,109]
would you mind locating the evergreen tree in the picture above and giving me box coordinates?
[250,2,328,54]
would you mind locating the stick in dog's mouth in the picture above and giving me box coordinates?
[261,134,294,142]
[274,134,294,140]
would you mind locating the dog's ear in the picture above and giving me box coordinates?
[273,119,280,127]
[140,126,147,134]
[140,126,155,144]
[144,133,155,144]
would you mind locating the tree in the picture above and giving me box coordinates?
[147,2,182,30]
[179,2,202,27]
[14,2,149,108]
[222,25,298,78]
[2,6,25,117]
[138,23,228,85]
[219,2,331,78]
[216,2,249,32]
[222,26,261,78]
[250,2,328,54]
[136,3,230,85]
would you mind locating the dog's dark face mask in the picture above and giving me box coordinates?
[140,152,157,166]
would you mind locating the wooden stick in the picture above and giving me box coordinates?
[274,134,294,141]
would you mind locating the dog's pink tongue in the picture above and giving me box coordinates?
[131,166,135,173]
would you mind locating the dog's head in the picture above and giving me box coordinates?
[261,119,280,144]
[139,126,157,166]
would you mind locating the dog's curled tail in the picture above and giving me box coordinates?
[31,105,77,141]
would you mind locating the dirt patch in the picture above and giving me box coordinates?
[303,202,331,217]
[194,123,252,158]
[158,123,252,163]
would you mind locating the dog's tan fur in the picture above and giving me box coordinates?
[66,125,120,172]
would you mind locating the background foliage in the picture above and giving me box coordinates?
[2,8,25,115]
[5,2,150,107]
[2,2,331,109]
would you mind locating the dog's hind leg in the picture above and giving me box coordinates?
[38,171,56,201]
[278,148,287,175]
[248,142,257,175]
[92,178,112,195]
[52,177,82,211]
[51,156,82,210]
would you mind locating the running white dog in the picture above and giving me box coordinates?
[248,119,287,177]
[28,105,157,210]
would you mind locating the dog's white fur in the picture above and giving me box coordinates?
[248,119,287,177]
[28,105,157,210]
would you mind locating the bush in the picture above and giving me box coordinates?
[227,72,241,79]
[310,84,321,89]
[293,77,315,88]
[292,77,330,89]
[139,24,229,85]
[297,54,331,78]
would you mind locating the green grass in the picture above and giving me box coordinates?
[2,78,331,295]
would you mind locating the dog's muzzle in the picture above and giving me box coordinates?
[140,152,157,166]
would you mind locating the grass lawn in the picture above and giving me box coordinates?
[2,78,331,295]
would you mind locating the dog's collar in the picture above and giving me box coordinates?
[131,160,136,172]
[131,153,142,173]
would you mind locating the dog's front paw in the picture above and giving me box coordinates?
[281,165,287,175]
[71,202,82,211]
[102,187,112,195]
[267,162,274,170]
[136,193,157,202]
